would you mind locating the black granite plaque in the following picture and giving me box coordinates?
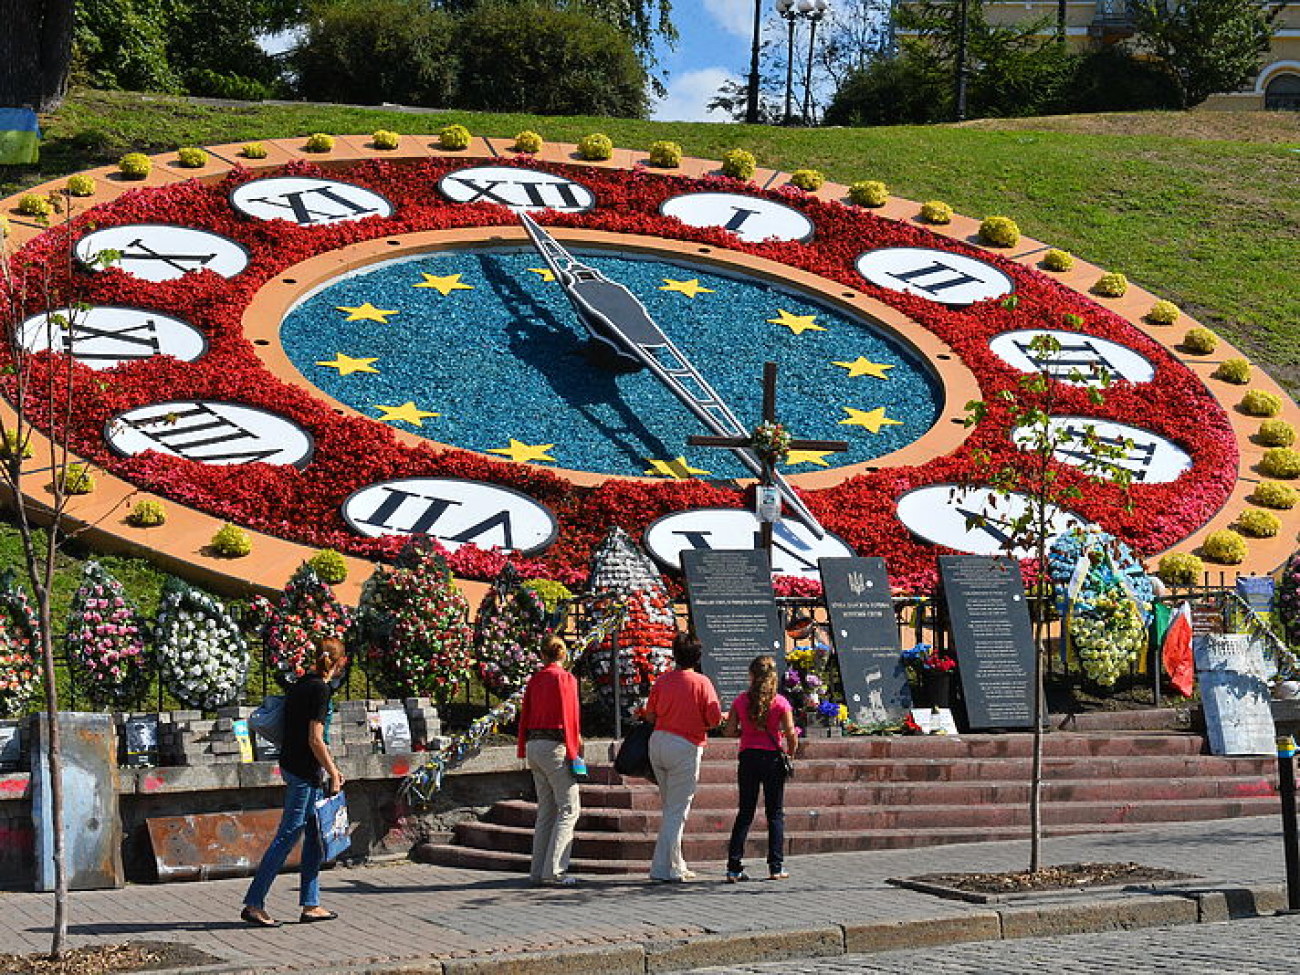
[820,557,910,725]
[939,555,1036,730]
[683,549,783,706]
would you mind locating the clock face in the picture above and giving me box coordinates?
[1,145,1277,590]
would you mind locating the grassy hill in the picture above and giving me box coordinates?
[5,89,1297,395]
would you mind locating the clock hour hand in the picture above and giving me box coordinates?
[519,212,827,539]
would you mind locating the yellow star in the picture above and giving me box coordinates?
[832,356,895,380]
[659,278,715,298]
[336,302,399,324]
[784,449,836,468]
[769,309,825,335]
[316,353,379,376]
[487,439,556,464]
[413,272,474,296]
[526,268,556,283]
[840,406,903,434]
[373,401,440,427]
[644,456,712,479]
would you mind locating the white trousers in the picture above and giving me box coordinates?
[648,730,702,881]
[527,739,580,881]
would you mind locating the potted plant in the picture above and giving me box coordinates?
[901,643,957,708]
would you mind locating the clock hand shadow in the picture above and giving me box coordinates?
[482,255,687,471]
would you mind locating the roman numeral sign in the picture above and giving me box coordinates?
[643,508,853,579]
[895,484,1088,559]
[105,401,313,467]
[75,225,250,282]
[855,247,1013,306]
[342,477,558,555]
[17,306,207,370]
[228,177,395,226]
[989,329,1155,385]
[438,166,595,213]
[659,192,815,243]
[1012,416,1192,484]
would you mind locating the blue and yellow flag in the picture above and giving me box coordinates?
[0,109,41,165]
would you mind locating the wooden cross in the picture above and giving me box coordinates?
[687,362,848,554]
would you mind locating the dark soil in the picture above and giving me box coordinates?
[910,861,1197,895]
[0,941,221,975]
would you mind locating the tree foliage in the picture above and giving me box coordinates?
[454,2,648,115]
[1131,0,1278,107]
[294,0,458,107]
[824,0,1182,126]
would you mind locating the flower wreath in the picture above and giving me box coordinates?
[750,421,792,465]
[0,571,41,717]
[0,156,1239,592]
[1049,529,1153,686]
[154,576,249,710]
[1279,549,1300,648]
[248,563,354,687]
[65,561,150,706]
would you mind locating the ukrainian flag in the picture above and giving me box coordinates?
[0,109,41,165]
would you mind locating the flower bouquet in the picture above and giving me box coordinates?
[900,642,957,709]
[65,561,150,707]
[154,577,248,710]
[784,641,834,714]
[750,421,792,465]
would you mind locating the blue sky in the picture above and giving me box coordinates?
[650,0,757,123]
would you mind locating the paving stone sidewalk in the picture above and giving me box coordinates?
[0,816,1290,974]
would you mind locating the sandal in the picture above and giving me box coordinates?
[299,908,338,923]
[240,906,281,929]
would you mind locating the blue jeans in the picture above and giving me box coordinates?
[726,748,786,873]
[244,770,323,909]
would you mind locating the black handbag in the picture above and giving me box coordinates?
[613,721,655,781]
[766,728,794,779]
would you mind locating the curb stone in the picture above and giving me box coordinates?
[843,914,1001,953]
[118,882,1289,975]
[644,925,843,973]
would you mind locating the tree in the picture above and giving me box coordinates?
[294,0,458,106]
[962,330,1134,872]
[0,198,120,955]
[0,0,75,110]
[1132,0,1280,108]
[454,2,649,116]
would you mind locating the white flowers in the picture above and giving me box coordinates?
[154,578,248,710]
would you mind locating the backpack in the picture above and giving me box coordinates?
[247,695,286,745]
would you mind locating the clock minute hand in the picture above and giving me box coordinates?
[519,213,827,540]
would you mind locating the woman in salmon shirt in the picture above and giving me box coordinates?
[517,636,583,886]
[641,632,723,883]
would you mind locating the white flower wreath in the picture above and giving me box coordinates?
[154,579,249,710]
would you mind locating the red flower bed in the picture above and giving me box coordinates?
[1,158,1237,591]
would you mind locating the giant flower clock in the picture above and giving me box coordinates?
[1,135,1297,600]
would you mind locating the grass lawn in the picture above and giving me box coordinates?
[4,89,1297,394]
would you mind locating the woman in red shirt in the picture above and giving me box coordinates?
[721,655,798,882]
[641,633,722,883]
[517,636,583,886]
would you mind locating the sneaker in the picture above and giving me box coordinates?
[681,870,697,881]
[768,870,790,880]
[725,871,750,884]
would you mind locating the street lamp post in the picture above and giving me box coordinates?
[746,0,763,124]
[776,0,800,125]
[799,0,830,126]
[953,0,970,122]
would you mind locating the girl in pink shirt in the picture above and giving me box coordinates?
[721,655,798,882]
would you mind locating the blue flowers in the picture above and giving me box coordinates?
[280,249,942,477]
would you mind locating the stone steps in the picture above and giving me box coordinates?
[432,719,1280,874]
